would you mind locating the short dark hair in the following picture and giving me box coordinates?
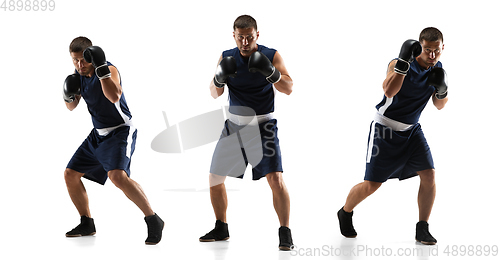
[419,27,443,43]
[69,36,92,53]
[233,15,257,31]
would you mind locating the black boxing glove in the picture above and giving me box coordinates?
[248,51,281,84]
[394,40,422,75]
[83,46,111,80]
[63,73,81,103]
[213,56,237,88]
[427,67,448,99]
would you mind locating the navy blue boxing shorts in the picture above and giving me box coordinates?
[67,125,137,185]
[364,121,434,182]
[210,119,283,180]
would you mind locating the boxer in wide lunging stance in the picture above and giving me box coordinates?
[338,27,448,245]
[63,36,163,245]
[199,15,294,250]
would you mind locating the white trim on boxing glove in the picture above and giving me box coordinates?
[213,77,225,88]
[394,58,410,75]
[435,90,448,99]
[266,67,281,84]
[95,64,111,80]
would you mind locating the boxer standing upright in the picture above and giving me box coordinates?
[200,15,294,250]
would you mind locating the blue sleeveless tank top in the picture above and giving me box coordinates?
[222,45,277,116]
[79,61,132,129]
[376,59,443,124]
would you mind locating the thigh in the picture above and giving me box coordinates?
[251,119,283,180]
[95,126,136,176]
[67,130,108,185]
[364,122,413,182]
[403,126,434,177]
[210,120,248,178]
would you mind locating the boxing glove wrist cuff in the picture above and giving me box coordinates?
[394,58,410,75]
[213,77,225,88]
[95,64,111,80]
[266,67,281,84]
[435,91,448,99]
[64,95,75,103]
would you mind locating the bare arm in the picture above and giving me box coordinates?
[272,51,293,95]
[209,55,225,99]
[382,60,405,98]
[101,65,122,103]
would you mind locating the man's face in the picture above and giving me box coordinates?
[417,40,444,69]
[70,51,93,77]
[233,27,259,57]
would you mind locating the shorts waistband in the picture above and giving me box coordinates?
[228,113,274,126]
[373,113,413,132]
[96,122,134,136]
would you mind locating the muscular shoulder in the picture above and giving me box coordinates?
[258,45,277,61]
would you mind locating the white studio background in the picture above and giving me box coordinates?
[0,0,498,259]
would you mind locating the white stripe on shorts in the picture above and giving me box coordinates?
[126,125,136,158]
[366,121,376,163]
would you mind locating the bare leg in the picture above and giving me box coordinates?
[209,173,227,222]
[343,180,382,212]
[64,168,91,217]
[107,170,154,217]
[415,169,437,244]
[266,172,290,227]
[417,169,436,222]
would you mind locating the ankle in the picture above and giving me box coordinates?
[342,206,353,213]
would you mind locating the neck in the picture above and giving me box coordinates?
[84,68,95,78]
[415,56,431,70]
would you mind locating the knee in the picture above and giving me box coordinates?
[64,168,83,184]
[267,172,285,191]
[108,170,129,188]
[365,181,382,194]
[418,169,435,185]
[209,173,226,188]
